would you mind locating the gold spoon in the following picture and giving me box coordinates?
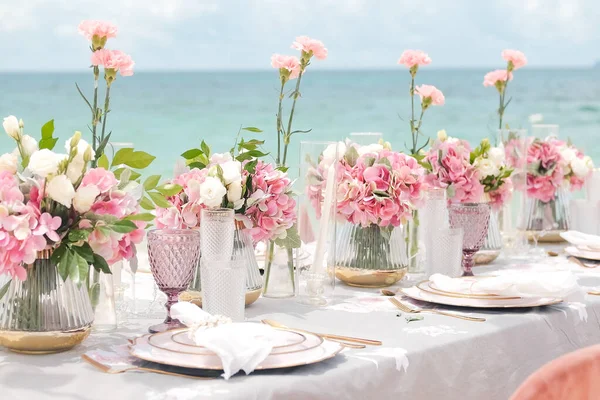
[381,289,397,296]
[262,319,381,346]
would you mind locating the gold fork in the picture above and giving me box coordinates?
[568,256,598,269]
[388,297,486,322]
[261,319,381,347]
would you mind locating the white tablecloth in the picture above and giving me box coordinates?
[2,250,600,400]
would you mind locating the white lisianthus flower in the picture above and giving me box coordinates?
[28,149,65,178]
[3,116,20,140]
[210,152,233,164]
[357,143,383,157]
[437,129,448,141]
[0,153,18,173]
[47,175,76,207]
[572,157,592,178]
[66,160,85,184]
[199,176,227,208]
[475,158,499,177]
[73,184,100,213]
[220,160,242,185]
[227,180,243,203]
[20,135,39,156]
[65,136,94,164]
[488,147,505,167]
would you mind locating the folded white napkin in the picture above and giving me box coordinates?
[560,231,600,250]
[171,302,277,379]
[429,272,586,302]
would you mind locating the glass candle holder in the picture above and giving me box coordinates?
[427,228,464,278]
[448,203,491,276]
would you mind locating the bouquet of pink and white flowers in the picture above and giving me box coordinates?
[0,118,146,285]
[424,132,513,209]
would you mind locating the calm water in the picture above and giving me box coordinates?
[1,69,599,178]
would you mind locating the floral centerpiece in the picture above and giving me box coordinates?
[307,140,425,287]
[0,122,146,353]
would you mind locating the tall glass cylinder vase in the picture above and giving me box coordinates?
[89,269,117,332]
[0,249,94,354]
[263,242,297,298]
[405,211,425,275]
[296,141,338,305]
[423,187,449,276]
[525,187,571,243]
[335,223,407,288]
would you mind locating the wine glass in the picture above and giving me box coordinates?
[448,203,491,276]
[147,229,201,333]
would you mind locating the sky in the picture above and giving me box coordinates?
[0,0,599,71]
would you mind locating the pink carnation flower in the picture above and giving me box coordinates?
[415,84,445,106]
[397,50,431,68]
[271,54,301,80]
[483,69,513,87]
[501,49,527,70]
[291,36,328,60]
[78,20,118,40]
[91,49,135,77]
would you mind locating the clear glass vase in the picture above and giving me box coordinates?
[89,269,117,332]
[524,187,571,243]
[0,249,94,354]
[335,223,407,288]
[189,224,263,306]
[263,241,296,298]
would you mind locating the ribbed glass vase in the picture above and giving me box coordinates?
[0,249,94,354]
[335,223,407,288]
[525,187,571,243]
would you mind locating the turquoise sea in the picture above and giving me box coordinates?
[1,69,599,178]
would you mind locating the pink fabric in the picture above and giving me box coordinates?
[511,344,600,400]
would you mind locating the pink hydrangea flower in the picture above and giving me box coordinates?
[271,54,301,80]
[291,36,328,60]
[91,49,135,77]
[397,50,431,68]
[81,168,119,193]
[483,69,513,87]
[78,20,118,40]
[501,49,527,70]
[33,213,62,242]
[526,139,564,202]
[415,84,445,106]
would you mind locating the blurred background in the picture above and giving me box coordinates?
[0,0,598,177]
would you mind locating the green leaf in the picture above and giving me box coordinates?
[114,167,141,181]
[72,243,95,263]
[97,153,110,170]
[242,127,263,133]
[0,280,11,300]
[276,166,289,173]
[274,225,301,249]
[345,146,359,167]
[96,132,112,158]
[148,191,172,209]
[244,159,258,174]
[200,141,211,157]
[181,149,202,160]
[93,254,111,274]
[89,282,100,308]
[125,213,155,222]
[140,196,155,211]
[112,148,134,167]
[41,119,54,139]
[143,175,161,191]
[68,229,90,243]
[70,252,90,286]
[188,162,207,170]
[242,139,264,146]
[290,129,312,135]
[57,247,75,282]
[156,183,183,197]
[39,137,59,151]
[109,220,138,233]
[125,151,156,169]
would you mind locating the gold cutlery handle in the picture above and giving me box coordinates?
[424,309,486,322]
[317,333,382,346]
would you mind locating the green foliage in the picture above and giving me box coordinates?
[97,153,110,170]
[155,183,183,197]
[274,225,301,249]
[39,120,58,150]
[143,175,161,191]
[345,146,359,167]
[149,191,171,208]
[125,213,155,222]
[242,127,263,133]
[112,148,156,169]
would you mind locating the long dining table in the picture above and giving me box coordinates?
[2,246,600,400]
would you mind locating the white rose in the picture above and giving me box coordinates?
[199,176,227,208]
[572,157,592,178]
[488,147,505,166]
[210,152,233,164]
[3,115,20,140]
[46,175,75,207]
[357,143,383,156]
[220,160,242,185]
[322,141,346,165]
[0,153,18,174]
[65,137,94,163]
[20,135,39,156]
[476,158,499,177]
[227,180,243,203]
[73,184,100,213]
[437,129,448,141]
[560,147,577,164]
[66,160,85,184]
[28,149,65,178]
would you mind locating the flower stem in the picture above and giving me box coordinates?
[100,83,111,150]
[282,70,305,167]
[91,66,100,168]
[410,76,416,154]
[276,81,285,165]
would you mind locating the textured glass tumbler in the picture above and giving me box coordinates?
[448,203,491,276]
[427,228,464,278]
[423,187,449,275]
[200,257,246,321]
[200,208,235,261]
[147,229,201,333]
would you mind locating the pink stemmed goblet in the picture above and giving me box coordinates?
[448,203,491,276]
[147,229,201,333]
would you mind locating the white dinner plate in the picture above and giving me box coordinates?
[130,334,343,371]
[422,280,522,300]
[147,328,324,356]
[401,286,562,309]
[566,246,600,261]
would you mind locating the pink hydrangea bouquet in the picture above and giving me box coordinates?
[0,120,145,286]
[424,132,513,209]
[527,138,594,202]
[156,140,296,245]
